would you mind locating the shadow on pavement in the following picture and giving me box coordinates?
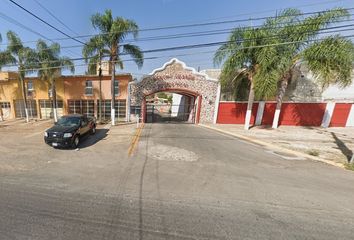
[330,132,353,162]
[78,129,109,149]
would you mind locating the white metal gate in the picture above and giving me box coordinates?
[0,102,11,120]
[68,100,94,117]
[14,100,37,118]
[98,99,126,121]
[39,100,64,119]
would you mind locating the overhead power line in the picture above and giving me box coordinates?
[186,0,350,24]
[1,16,354,50]
[4,34,354,70]
[1,7,354,47]
[32,0,81,37]
[135,7,354,33]
[6,21,354,53]
[3,25,354,67]
[8,0,86,45]
[0,11,80,58]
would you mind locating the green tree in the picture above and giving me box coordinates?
[214,18,280,129]
[215,8,353,129]
[36,40,74,122]
[88,9,143,125]
[255,8,353,128]
[82,35,107,123]
[6,31,37,123]
[0,34,15,67]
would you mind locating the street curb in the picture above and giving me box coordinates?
[198,124,345,169]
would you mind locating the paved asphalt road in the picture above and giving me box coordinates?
[1,123,354,239]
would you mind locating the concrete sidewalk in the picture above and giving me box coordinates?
[201,124,354,167]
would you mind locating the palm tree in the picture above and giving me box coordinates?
[214,12,290,130]
[255,8,352,128]
[6,31,37,123]
[82,35,107,123]
[215,8,353,129]
[89,9,143,125]
[36,40,74,122]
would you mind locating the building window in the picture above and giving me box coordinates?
[114,80,119,96]
[27,80,34,91]
[85,80,93,95]
[0,102,11,109]
[97,99,126,120]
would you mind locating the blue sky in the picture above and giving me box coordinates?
[0,0,353,78]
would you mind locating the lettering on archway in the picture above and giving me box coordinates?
[129,58,220,123]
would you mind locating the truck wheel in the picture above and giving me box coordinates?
[72,136,79,149]
[91,125,96,135]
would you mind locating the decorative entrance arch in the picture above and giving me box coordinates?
[129,58,220,123]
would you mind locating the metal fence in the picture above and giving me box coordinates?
[39,100,63,119]
[97,99,126,121]
[14,100,37,118]
[146,104,196,123]
[68,100,95,117]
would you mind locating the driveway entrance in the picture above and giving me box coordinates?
[145,91,197,123]
[129,58,220,124]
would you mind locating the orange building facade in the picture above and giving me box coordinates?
[0,71,132,121]
[63,74,132,121]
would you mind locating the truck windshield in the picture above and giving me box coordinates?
[56,117,80,127]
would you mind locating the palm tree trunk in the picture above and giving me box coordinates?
[111,60,116,126]
[98,60,102,124]
[0,105,3,121]
[244,78,255,130]
[272,72,291,129]
[51,78,58,122]
[20,74,29,123]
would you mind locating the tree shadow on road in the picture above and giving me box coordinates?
[330,132,353,163]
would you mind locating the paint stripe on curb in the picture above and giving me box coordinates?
[128,123,145,157]
[198,124,345,169]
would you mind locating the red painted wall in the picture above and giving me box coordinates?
[217,102,352,127]
[217,102,258,124]
[278,103,326,126]
[261,103,276,125]
[330,103,352,127]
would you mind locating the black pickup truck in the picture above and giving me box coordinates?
[44,114,96,148]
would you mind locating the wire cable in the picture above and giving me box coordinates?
[8,0,86,45]
[0,11,80,58]
[32,0,81,37]
[4,34,354,71]
[1,6,353,47]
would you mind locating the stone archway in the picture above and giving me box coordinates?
[129,58,220,123]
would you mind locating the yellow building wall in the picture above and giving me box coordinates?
[24,77,65,119]
[0,72,65,119]
[0,73,22,119]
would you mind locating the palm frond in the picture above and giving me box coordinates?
[91,9,113,34]
[302,36,354,89]
[59,57,75,74]
[122,44,143,69]
[6,31,23,57]
[88,11,143,71]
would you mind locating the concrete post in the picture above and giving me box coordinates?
[321,102,336,128]
[345,104,354,127]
